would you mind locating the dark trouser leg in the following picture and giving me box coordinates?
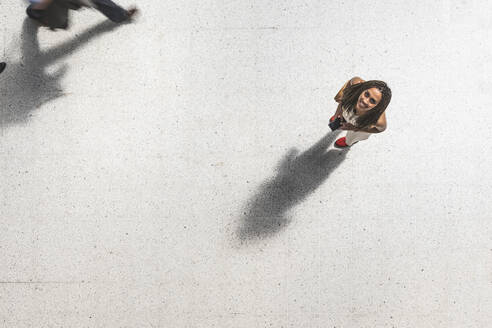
[92,0,128,23]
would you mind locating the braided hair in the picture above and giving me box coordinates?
[341,80,392,128]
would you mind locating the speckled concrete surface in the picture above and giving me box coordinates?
[1,1,491,327]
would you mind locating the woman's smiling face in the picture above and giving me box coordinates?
[356,87,382,112]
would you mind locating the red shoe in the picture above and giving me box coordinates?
[334,137,349,148]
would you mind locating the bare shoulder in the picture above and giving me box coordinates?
[334,76,364,103]
[350,76,365,85]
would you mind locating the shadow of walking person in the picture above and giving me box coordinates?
[0,18,122,128]
[237,131,348,243]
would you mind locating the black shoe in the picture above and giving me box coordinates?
[0,62,6,75]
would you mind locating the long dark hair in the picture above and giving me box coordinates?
[341,80,392,128]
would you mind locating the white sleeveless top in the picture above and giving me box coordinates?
[341,105,359,126]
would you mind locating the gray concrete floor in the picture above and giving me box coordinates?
[1,1,491,327]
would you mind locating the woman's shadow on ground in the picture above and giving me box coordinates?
[237,131,348,242]
[0,18,122,128]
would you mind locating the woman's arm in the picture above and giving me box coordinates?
[334,80,350,103]
[334,103,343,117]
[374,112,387,132]
[334,76,364,103]
[333,76,364,119]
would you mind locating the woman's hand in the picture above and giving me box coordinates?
[340,122,358,131]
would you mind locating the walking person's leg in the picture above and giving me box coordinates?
[335,130,371,148]
[91,0,137,23]
[345,130,371,146]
